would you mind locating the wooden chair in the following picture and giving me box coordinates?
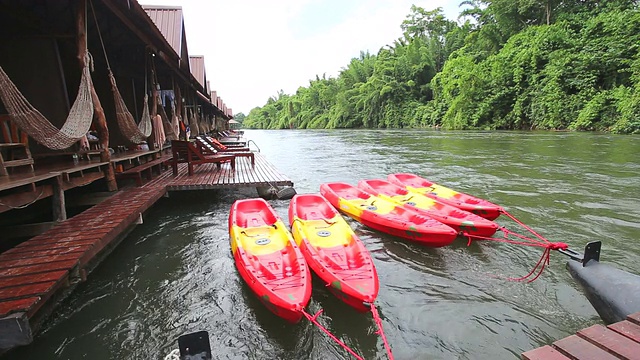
[171,140,235,176]
[195,137,255,167]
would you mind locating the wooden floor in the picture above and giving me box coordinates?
[0,151,292,349]
[154,152,293,191]
[522,312,640,360]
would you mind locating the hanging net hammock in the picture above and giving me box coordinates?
[0,54,94,150]
[109,71,152,144]
[157,102,177,141]
[189,109,200,136]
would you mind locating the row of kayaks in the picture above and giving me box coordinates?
[228,173,503,322]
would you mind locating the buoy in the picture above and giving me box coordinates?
[276,187,297,200]
[256,186,297,200]
[567,241,640,324]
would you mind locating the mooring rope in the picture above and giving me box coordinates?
[463,209,568,282]
[302,309,364,360]
[370,303,394,359]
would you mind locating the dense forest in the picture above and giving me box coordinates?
[242,0,640,134]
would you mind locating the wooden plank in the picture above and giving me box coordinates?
[0,281,58,301]
[577,324,640,360]
[0,297,39,317]
[628,312,640,326]
[0,271,68,289]
[609,321,640,343]
[0,253,82,269]
[0,260,78,277]
[521,345,571,360]
[2,245,90,258]
[553,334,620,360]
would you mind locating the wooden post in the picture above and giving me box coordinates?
[52,175,67,221]
[77,0,117,191]
[148,57,158,150]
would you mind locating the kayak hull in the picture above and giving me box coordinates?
[289,194,379,312]
[229,198,311,323]
[320,182,457,247]
[388,173,503,221]
[358,179,499,237]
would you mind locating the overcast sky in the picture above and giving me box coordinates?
[137,0,462,115]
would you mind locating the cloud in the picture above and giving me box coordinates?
[137,0,461,114]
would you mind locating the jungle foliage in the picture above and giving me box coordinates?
[243,1,640,133]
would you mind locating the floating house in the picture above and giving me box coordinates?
[0,0,240,351]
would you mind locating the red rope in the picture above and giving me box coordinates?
[463,209,569,282]
[370,303,394,359]
[302,309,364,360]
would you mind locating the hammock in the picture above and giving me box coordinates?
[157,102,177,141]
[109,71,152,144]
[0,56,94,150]
[189,109,200,136]
[91,0,150,145]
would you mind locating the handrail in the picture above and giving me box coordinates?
[247,140,260,152]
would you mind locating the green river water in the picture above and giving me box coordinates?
[4,129,640,359]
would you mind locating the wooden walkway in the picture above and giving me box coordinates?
[522,312,640,360]
[0,152,292,349]
[157,152,292,191]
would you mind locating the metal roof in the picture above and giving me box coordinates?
[142,5,183,60]
[189,55,206,88]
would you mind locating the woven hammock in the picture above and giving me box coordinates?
[189,109,200,136]
[109,72,151,144]
[157,103,177,141]
[0,57,94,150]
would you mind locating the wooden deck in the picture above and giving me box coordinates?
[0,151,292,349]
[158,152,293,191]
[522,312,640,360]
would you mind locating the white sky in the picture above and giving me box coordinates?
[137,0,463,115]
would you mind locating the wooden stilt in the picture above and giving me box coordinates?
[52,175,66,221]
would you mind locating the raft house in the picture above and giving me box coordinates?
[0,0,292,351]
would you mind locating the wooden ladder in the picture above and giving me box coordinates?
[0,115,34,176]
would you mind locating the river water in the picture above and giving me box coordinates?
[5,129,640,359]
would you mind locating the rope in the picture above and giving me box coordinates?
[0,53,94,150]
[90,0,150,144]
[163,348,180,360]
[370,303,394,360]
[302,309,364,360]
[463,209,568,283]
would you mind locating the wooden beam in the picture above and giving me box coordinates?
[51,175,66,222]
[0,185,54,214]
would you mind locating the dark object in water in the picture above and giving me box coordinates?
[178,331,212,360]
[567,241,640,324]
[256,186,297,200]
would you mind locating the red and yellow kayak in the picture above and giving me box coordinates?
[388,173,504,221]
[288,194,379,312]
[320,182,458,247]
[229,198,311,323]
[358,179,499,237]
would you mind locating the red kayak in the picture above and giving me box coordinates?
[358,179,499,237]
[388,173,503,221]
[320,182,458,247]
[288,194,379,312]
[229,198,311,322]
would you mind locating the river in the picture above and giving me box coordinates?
[5,129,640,359]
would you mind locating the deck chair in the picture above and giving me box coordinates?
[202,136,250,152]
[195,137,255,167]
[171,140,236,176]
